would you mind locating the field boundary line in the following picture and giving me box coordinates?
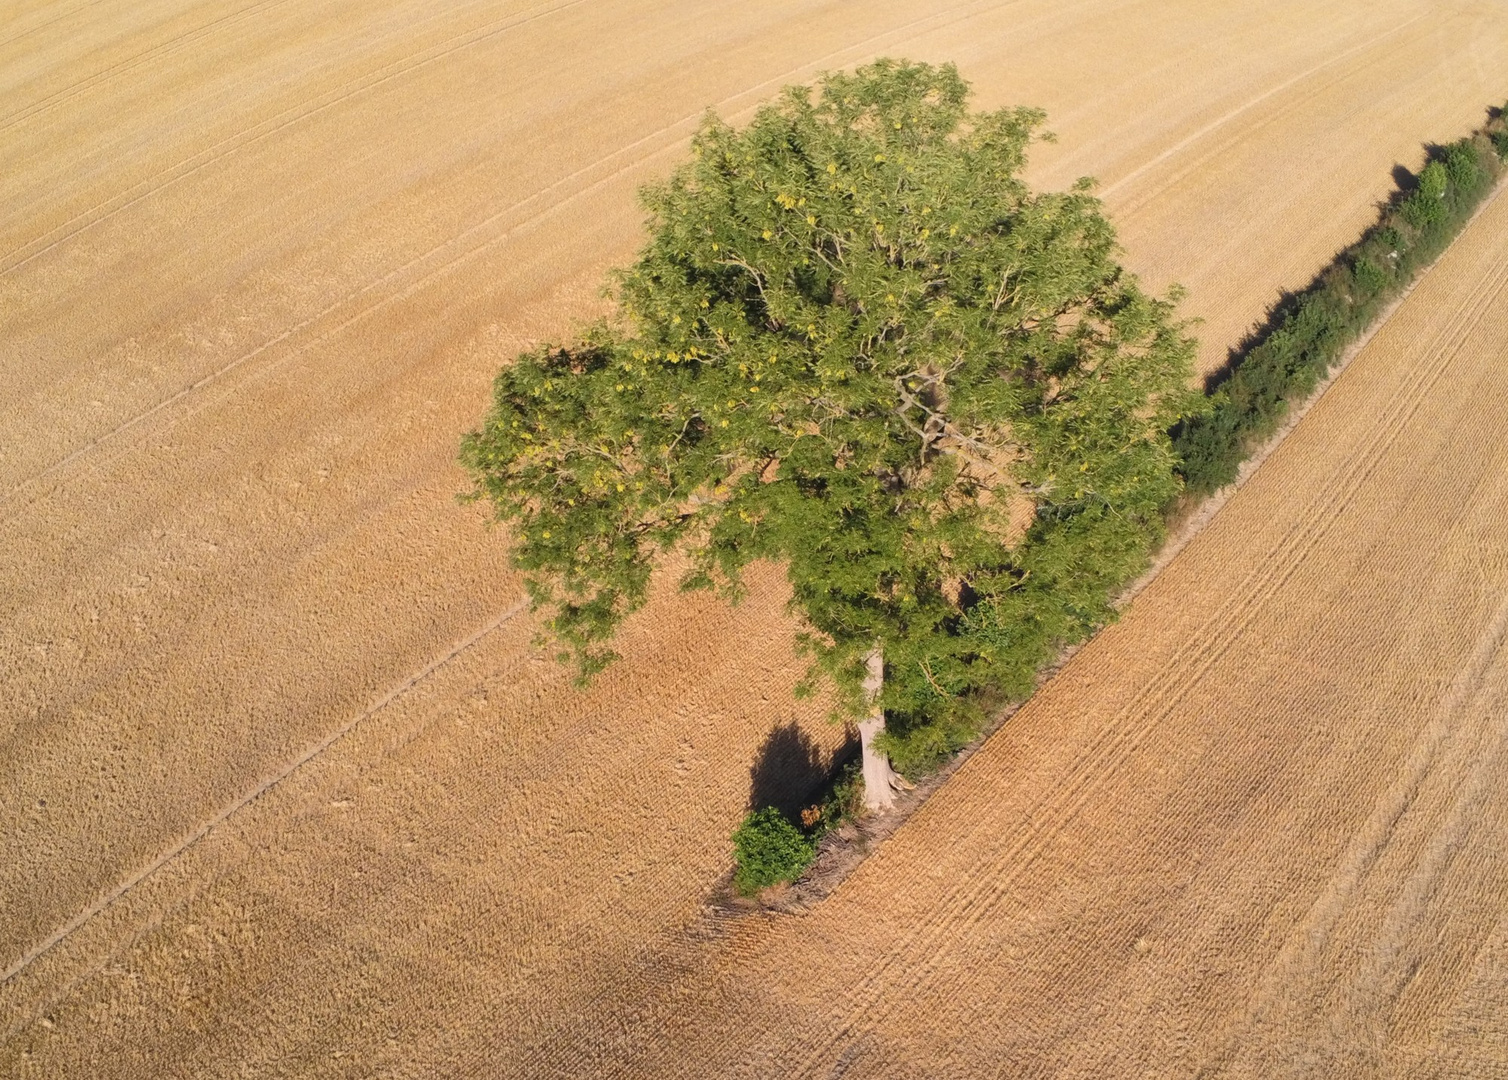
[0,598,527,1000]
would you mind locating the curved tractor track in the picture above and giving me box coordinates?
[2,0,1507,1074]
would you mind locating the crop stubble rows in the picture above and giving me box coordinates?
[540,182,1508,1077]
[3,0,1508,1074]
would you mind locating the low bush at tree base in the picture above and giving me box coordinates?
[731,807,817,895]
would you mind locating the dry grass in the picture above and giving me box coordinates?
[3,0,1508,1075]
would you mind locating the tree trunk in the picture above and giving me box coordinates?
[858,643,900,812]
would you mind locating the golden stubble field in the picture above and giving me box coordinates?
[2,0,1507,1074]
[555,183,1508,1078]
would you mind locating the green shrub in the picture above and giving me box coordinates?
[1444,141,1481,192]
[1351,255,1389,296]
[813,759,864,832]
[1374,225,1404,252]
[731,808,816,895]
[1401,160,1448,228]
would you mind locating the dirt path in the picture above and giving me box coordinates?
[3,1,1506,1074]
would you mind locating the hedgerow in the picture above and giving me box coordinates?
[1173,110,1508,496]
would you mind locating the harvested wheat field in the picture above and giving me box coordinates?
[539,181,1508,1078]
[2,0,1507,1075]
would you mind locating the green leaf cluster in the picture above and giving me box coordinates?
[461,60,1199,767]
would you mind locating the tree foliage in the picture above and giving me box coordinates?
[461,60,1198,769]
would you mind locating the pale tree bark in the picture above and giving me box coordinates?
[858,643,901,812]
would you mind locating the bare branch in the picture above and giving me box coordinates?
[919,657,951,698]
[717,256,782,329]
[992,260,1021,311]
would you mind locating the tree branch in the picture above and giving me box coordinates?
[718,256,781,329]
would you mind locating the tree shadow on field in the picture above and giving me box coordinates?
[747,721,854,822]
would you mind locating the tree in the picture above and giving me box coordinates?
[460,59,1198,807]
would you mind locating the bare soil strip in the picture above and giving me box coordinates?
[4,1,1507,1074]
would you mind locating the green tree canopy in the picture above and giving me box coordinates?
[461,59,1199,772]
